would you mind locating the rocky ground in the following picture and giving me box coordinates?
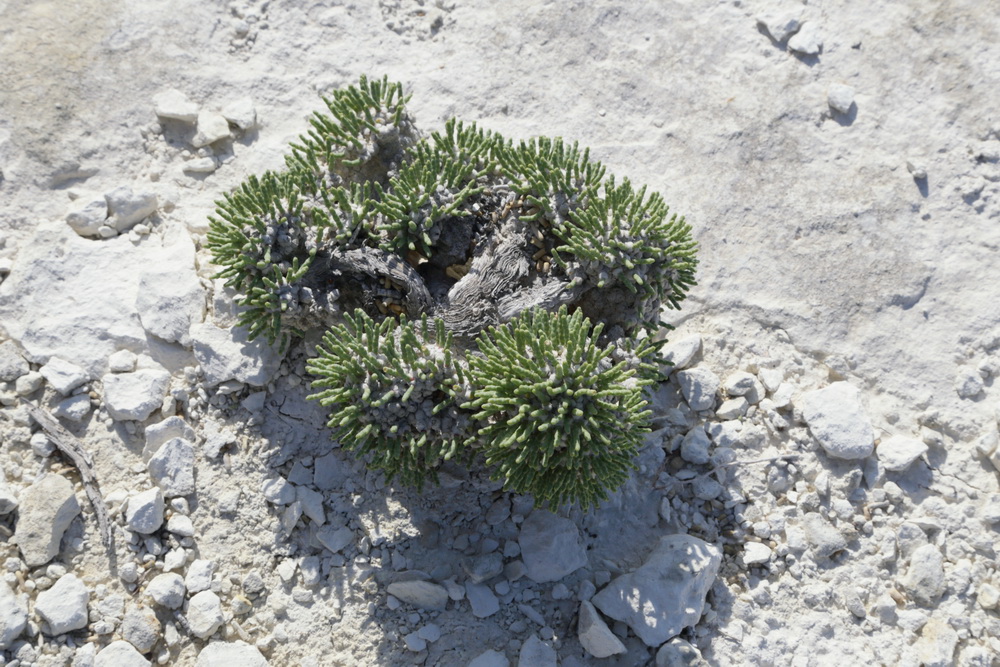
[0,1,999,665]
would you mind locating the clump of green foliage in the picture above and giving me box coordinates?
[207,75,699,508]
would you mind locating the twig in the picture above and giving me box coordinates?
[21,399,117,573]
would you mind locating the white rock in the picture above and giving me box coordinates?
[716,397,748,420]
[182,157,218,174]
[296,486,326,525]
[801,512,847,559]
[105,185,158,233]
[680,425,712,465]
[742,542,773,565]
[592,535,721,647]
[36,573,89,634]
[519,510,587,583]
[191,111,231,148]
[722,371,756,396]
[65,194,109,237]
[166,514,195,537]
[827,83,855,114]
[466,582,500,618]
[518,634,556,667]
[185,560,216,594]
[121,605,160,654]
[95,640,151,667]
[758,367,783,393]
[906,159,928,180]
[317,524,353,553]
[153,89,199,123]
[102,369,170,421]
[15,371,44,396]
[31,432,55,457]
[191,322,280,388]
[797,382,874,460]
[0,476,17,514]
[0,580,27,649]
[757,11,801,43]
[902,544,945,605]
[787,21,822,55]
[661,335,701,371]
[386,580,449,611]
[126,487,164,534]
[676,368,720,411]
[577,600,625,658]
[468,649,509,667]
[186,590,224,639]
[148,437,196,497]
[40,357,89,395]
[403,631,427,652]
[144,416,196,461]
[195,641,269,667]
[913,617,958,667]
[14,473,80,567]
[977,583,1000,609]
[108,349,137,373]
[221,97,257,131]
[417,623,441,642]
[261,477,295,505]
[877,435,927,471]
[0,340,28,381]
[955,367,984,399]
[136,264,205,346]
[146,572,186,609]
[655,638,707,667]
[276,560,297,583]
[52,394,92,421]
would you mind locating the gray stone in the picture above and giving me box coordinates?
[191,111,231,148]
[106,185,158,232]
[148,437,196,497]
[40,357,89,396]
[466,582,500,618]
[317,524,354,553]
[185,560,215,594]
[518,510,587,583]
[126,488,164,534]
[403,631,427,652]
[14,473,80,567]
[787,21,822,55]
[195,641,269,667]
[801,512,847,559]
[577,600,625,658]
[902,544,945,606]
[463,553,503,584]
[715,397,748,420]
[313,452,347,490]
[221,97,257,131]
[656,637,709,666]
[296,486,325,525]
[680,425,711,465]
[166,514,195,537]
[153,89,199,123]
[386,580,449,611]
[261,477,295,505]
[518,634,556,667]
[102,369,170,421]
[186,590,224,639]
[757,11,801,43]
[65,193,110,237]
[0,340,28,381]
[468,650,509,667]
[827,83,856,114]
[877,435,927,472]
[136,263,204,346]
[676,368,719,411]
[0,580,27,649]
[191,322,279,388]
[52,394,93,421]
[417,623,441,642]
[36,573,89,635]
[121,605,160,654]
[0,476,17,514]
[661,335,701,371]
[797,382,874,460]
[143,416,196,462]
[15,371,44,395]
[146,572,186,609]
[592,535,721,647]
[95,640,151,667]
[955,367,984,399]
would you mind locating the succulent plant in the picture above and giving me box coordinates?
[464,306,652,507]
[306,309,470,487]
[208,75,699,507]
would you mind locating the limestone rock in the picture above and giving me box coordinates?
[592,534,721,646]
[827,83,856,114]
[577,600,625,658]
[0,340,28,381]
[787,21,822,55]
[468,649,509,667]
[756,11,801,43]
[126,487,165,534]
[797,382,874,460]
[52,394,93,421]
[105,185,158,233]
[136,264,204,345]
[661,335,701,371]
[195,641,269,667]
[876,435,927,472]
[146,572,186,609]
[95,640,151,667]
[186,590,224,639]
[102,369,170,421]
[153,89,199,123]
[40,357,89,396]
[191,111,231,147]
[518,510,587,583]
[14,473,81,567]
[191,322,280,388]
[0,476,17,514]
[0,580,27,649]
[913,617,958,667]
[656,637,709,666]
[221,97,257,131]
[65,193,110,237]
[466,582,499,618]
[386,580,449,611]
[676,368,719,411]
[143,416,196,462]
[185,559,216,594]
[902,544,945,606]
[121,605,160,653]
[801,512,847,559]
[148,437,196,497]
[517,634,556,667]
[36,573,89,635]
